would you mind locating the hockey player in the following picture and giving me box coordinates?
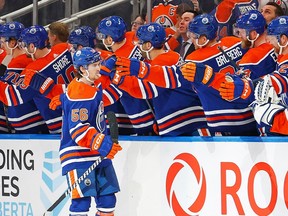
[60,47,122,216]
[116,14,260,135]
[249,16,288,135]
[0,22,49,133]
[68,25,112,59]
[177,13,260,135]
[117,22,209,136]
[68,26,96,52]
[19,25,75,133]
[210,0,259,39]
[47,21,69,47]
[97,15,155,135]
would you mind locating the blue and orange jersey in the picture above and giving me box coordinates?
[184,36,258,134]
[60,78,108,174]
[119,49,208,136]
[141,36,257,134]
[238,43,277,79]
[210,0,259,39]
[0,49,6,64]
[152,1,178,28]
[108,39,155,135]
[0,53,49,133]
[20,45,75,133]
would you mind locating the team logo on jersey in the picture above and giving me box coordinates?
[96,101,105,133]
[154,15,173,28]
[166,153,206,215]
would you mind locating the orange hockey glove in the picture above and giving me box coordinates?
[22,69,55,96]
[115,57,150,79]
[91,134,122,159]
[181,62,214,85]
[219,74,253,101]
[49,95,62,110]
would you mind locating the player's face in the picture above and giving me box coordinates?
[261,5,277,24]
[0,37,17,54]
[266,35,279,47]
[236,29,252,49]
[179,13,194,34]
[87,61,101,81]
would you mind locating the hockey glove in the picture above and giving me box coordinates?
[23,69,55,96]
[254,75,280,105]
[100,55,117,77]
[180,62,214,85]
[91,134,122,159]
[115,57,150,79]
[219,74,253,101]
[250,101,285,126]
[49,95,62,110]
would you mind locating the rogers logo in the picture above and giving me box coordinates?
[166,153,206,215]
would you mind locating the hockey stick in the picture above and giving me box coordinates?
[43,111,119,216]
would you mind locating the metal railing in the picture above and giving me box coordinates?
[46,0,130,27]
[0,0,59,24]
[0,0,147,30]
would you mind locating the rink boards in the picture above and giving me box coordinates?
[0,135,288,216]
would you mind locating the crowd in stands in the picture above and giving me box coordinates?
[0,0,288,136]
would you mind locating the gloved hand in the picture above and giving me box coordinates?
[22,69,55,96]
[250,101,285,126]
[106,143,122,159]
[49,95,62,110]
[180,62,214,85]
[115,57,150,79]
[254,75,280,105]
[100,55,117,77]
[219,74,253,101]
[91,134,122,159]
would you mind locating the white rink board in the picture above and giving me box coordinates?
[0,135,288,216]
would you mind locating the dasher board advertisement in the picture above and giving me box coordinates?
[0,135,287,216]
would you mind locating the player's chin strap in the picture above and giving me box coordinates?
[195,38,209,48]
[102,39,114,51]
[82,69,95,84]
[246,33,259,48]
[139,45,153,60]
[6,41,18,54]
[24,47,37,61]
[277,41,288,55]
